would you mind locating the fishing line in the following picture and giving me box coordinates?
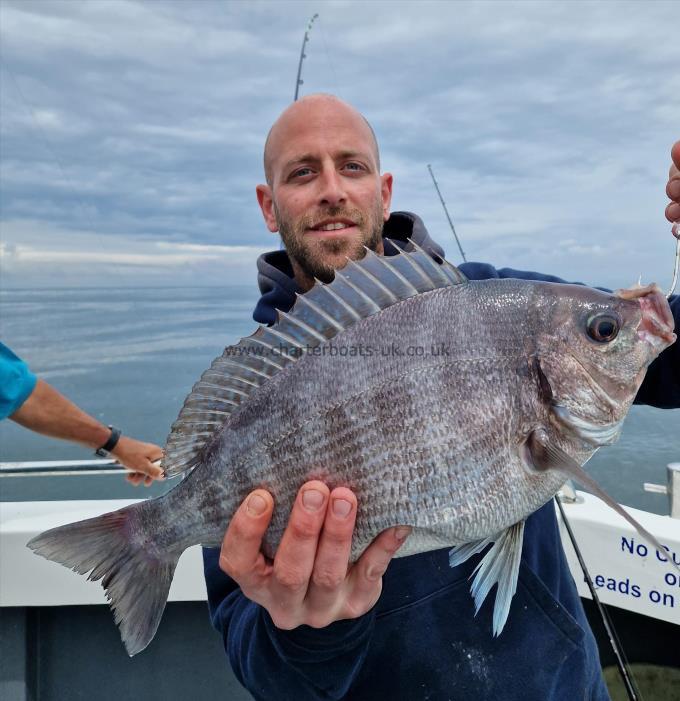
[666,222,680,299]
[555,496,641,701]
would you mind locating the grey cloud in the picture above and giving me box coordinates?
[0,0,678,290]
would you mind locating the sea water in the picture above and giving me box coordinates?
[0,286,678,513]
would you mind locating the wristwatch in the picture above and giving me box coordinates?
[95,426,122,457]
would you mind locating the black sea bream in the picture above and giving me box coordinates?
[28,242,677,655]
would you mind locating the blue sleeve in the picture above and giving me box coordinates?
[0,342,37,420]
[203,547,375,700]
[458,263,680,409]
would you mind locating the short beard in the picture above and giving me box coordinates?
[276,202,384,284]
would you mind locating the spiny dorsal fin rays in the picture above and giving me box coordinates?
[407,238,467,287]
[276,309,328,345]
[261,325,306,351]
[311,282,363,322]
[441,258,469,285]
[162,242,468,479]
[248,329,295,363]
[292,279,364,330]
[294,292,346,333]
[343,255,399,305]
[362,246,419,297]
[195,382,249,398]
[211,357,274,380]
[327,272,382,315]
[201,371,260,390]
[391,238,468,292]
[395,251,433,289]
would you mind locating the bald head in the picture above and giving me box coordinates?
[263,94,380,186]
[255,93,393,290]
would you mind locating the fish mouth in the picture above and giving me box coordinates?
[616,283,676,349]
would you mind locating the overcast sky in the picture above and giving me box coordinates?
[0,0,678,290]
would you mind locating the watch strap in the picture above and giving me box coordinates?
[96,426,121,457]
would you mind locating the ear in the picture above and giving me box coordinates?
[380,172,393,221]
[256,184,279,233]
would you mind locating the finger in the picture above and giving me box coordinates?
[270,481,330,608]
[305,488,358,619]
[146,459,165,479]
[219,490,274,590]
[667,176,680,202]
[126,472,144,487]
[666,201,680,223]
[671,141,680,172]
[345,526,411,614]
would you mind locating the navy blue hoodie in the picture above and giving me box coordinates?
[204,212,679,701]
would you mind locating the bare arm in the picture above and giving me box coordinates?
[10,379,164,485]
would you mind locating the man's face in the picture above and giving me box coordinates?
[257,99,393,289]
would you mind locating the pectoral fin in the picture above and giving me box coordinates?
[449,521,525,636]
[526,428,680,576]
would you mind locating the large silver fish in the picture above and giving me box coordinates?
[28,242,677,655]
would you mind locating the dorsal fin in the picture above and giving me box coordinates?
[162,240,468,478]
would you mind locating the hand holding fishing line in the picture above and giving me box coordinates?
[665,141,680,298]
[665,141,680,221]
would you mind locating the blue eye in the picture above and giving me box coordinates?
[292,167,313,178]
[344,162,363,171]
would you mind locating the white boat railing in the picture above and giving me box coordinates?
[1,461,678,624]
[643,462,680,518]
[0,459,128,478]
[2,460,678,518]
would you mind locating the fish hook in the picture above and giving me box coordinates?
[667,221,680,299]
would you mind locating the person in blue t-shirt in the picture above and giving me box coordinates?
[1,342,164,485]
[203,94,680,701]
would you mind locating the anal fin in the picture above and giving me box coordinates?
[449,521,525,636]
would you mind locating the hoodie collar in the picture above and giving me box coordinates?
[253,211,445,325]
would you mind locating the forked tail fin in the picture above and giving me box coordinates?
[27,503,180,656]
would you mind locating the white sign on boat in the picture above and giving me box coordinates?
[557,491,680,625]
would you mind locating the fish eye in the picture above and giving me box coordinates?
[586,313,620,343]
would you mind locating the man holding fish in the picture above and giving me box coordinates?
[26,94,679,699]
[203,95,680,700]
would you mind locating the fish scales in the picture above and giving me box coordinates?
[157,281,568,559]
[27,246,676,654]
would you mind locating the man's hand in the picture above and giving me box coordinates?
[219,480,411,630]
[110,436,164,486]
[666,140,680,223]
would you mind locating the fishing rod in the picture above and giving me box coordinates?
[555,495,641,701]
[294,13,319,101]
[427,164,467,263]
